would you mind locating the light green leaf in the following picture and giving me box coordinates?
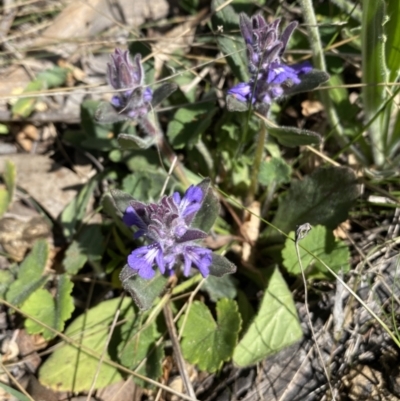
[21,275,74,340]
[6,239,49,306]
[39,297,133,392]
[0,270,14,298]
[203,275,238,302]
[258,157,292,186]
[119,319,164,387]
[0,188,9,218]
[3,160,16,203]
[167,102,216,149]
[282,226,350,278]
[179,298,241,372]
[233,266,302,367]
[265,166,360,243]
[386,1,400,82]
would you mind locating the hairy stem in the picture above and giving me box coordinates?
[247,122,267,204]
[140,116,190,187]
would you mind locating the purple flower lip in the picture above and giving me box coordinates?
[106,48,153,120]
[123,184,212,279]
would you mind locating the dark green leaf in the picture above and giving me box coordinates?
[212,0,249,82]
[119,265,168,311]
[203,274,238,302]
[265,166,360,243]
[267,125,321,147]
[151,83,178,108]
[208,253,237,277]
[118,133,156,150]
[167,101,216,149]
[285,70,330,96]
[226,94,249,112]
[191,178,220,233]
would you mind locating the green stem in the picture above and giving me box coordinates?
[247,122,267,204]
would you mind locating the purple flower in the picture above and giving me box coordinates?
[123,184,213,279]
[107,48,153,120]
[227,13,312,113]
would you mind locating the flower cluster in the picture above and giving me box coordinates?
[107,48,153,120]
[228,13,312,111]
[123,184,213,279]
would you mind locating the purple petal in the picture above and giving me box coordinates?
[123,205,148,235]
[179,185,203,217]
[239,13,253,44]
[227,82,252,103]
[127,243,162,279]
[292,61,313,75]
[143,87,153,103]
[182,246,212,278]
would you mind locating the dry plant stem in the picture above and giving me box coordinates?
[0,299,197,401]
[0,359,35,401]
[247,122,267,204]
[163,303,197,400]
[140,116,190,187]
[298,0,367,165]
[86,295,124,401]
[295,233,336,400]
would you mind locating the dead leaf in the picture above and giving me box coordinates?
[241,201,261,263]
[96,379,139,401]
[0,154,85,219]
[301,100,324,117]
[34,0,169,55]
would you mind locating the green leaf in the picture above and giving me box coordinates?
[109,189,135,215]
[118,133,156,150]
[119,319,164,387]
[11,67,68,118]
[63,225,104,274]
[151,83,178,108]
[208,253,237,277]
[191,178,220,233]
[362,0,388,166]
[6,239,49,306]
[167,102,216,149]
[119,265,168,311]
[265,166,360,243]
[0,189,9,218]
[284,70,329,96]
[226,94,249,112]
[3,160,16,202]
[0,382,31,401]
[282,226,350,279]
[233,266,302,367]
[21,274,74,340]
[60,177,97,240]
[267,125,321,147]
[203,274,237,302]
[179,298,241,372]
[0,270,14,298]
[39,297,133,392]
[212,0,249,82]
[258,157,292,186]
[386,0,400,82]
[122,170,168,202]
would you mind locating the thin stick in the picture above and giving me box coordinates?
[295,223,336,400]
[0,298,197,401]
[163,303,197,400]
[0,359,35,401]
[86,295,125,401]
